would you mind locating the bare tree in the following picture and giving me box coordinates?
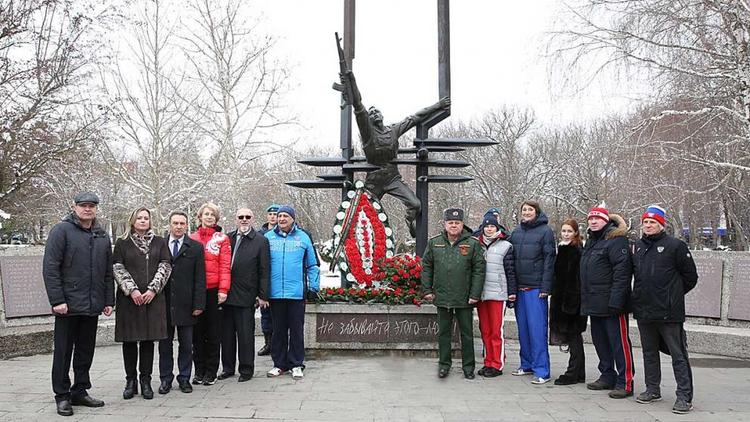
[182,0,294,209]
[0,0,115,207]
[99,0,207,229]
[549,0,750,247]
[435,107,536,226]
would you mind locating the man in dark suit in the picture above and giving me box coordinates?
[158,211,206,394]
[218,207,270,382]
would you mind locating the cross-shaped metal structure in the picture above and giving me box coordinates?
[287,0,496,256]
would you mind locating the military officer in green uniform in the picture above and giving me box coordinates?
[422,208,486,379]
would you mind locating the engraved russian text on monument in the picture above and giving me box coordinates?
[685,258,723,318]
[0,256,52,318]
[728,258,750,321]
[316,313,456,343]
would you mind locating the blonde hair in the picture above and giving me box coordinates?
[197,202,220,226]
[119,207,151,240]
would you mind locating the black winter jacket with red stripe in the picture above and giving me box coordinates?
[580,214,633,317]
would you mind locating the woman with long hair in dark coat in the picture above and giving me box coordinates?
[113,207,172,400]
[550,218,588,385]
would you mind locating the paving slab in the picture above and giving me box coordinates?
[0,338,748,421]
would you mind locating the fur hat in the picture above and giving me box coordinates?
[443,208,464,222]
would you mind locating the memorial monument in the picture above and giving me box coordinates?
[287,0,497,272]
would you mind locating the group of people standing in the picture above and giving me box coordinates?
[40,191,699,416]
[42,193,320,417]
[422,202,699,414]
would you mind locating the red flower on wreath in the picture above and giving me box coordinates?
[317,253,426,306]
[342,194,388,286]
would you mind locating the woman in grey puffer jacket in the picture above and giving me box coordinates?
[476,214,517,378]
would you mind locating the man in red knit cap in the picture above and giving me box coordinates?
[579,204,635,399]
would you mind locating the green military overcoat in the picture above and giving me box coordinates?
[422,230,485,308]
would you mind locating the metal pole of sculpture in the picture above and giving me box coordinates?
[415,0,451,255]
[338,69,450,238]
[338,1,355,199]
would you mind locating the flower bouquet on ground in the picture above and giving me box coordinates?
[317,254,425,306]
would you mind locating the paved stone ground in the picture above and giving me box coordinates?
[0,339,749,421]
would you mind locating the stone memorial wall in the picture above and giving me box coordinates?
[0,256,51,318]
[685,258,723,318]
[728,258,750,321]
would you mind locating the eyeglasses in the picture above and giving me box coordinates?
[237,215,252,220]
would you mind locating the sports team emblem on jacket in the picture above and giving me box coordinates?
[205,232,226,255]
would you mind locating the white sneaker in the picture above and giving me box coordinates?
[291,366,304,380]
[511,368,533,376]
[531,377,551,385]
[267,367,285,377]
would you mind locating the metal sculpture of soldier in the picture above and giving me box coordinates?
[340,70,450,237]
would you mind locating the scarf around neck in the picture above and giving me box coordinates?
[130,230,155,255]
[481,231,500,247]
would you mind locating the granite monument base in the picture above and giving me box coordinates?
[304,303,459,356]
[0,320,115,360]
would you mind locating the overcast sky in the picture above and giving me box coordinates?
[249,0,637,149]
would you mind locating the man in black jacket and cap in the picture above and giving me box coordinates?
[218,207,270,382]
[43,192,114,416]
[580,205,635,399]
[158,211,206,395]
[632,205,698,414]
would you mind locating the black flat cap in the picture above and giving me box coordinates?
[74,192,100,205]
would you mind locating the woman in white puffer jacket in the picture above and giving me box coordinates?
[475,214,518,378]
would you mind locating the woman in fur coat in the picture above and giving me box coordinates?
[549,218,588,385]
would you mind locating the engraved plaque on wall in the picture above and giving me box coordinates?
[316,313,457,343]
[685,258,723,318]
[0,256,52,318]
[728,258,750,321]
